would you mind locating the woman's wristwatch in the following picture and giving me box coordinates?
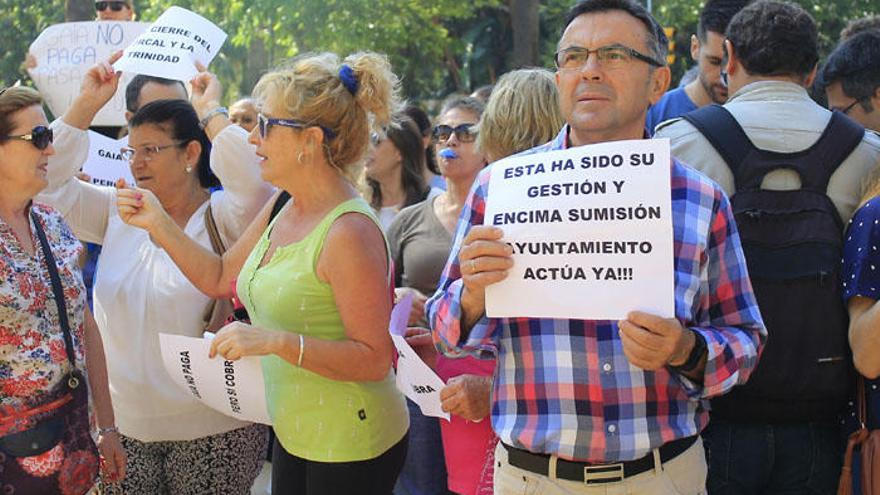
[98,425,119,436]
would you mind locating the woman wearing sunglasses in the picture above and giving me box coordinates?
[363,113,433,232]
[116,52,409,495]
[0,86,126,494]
[95,0,133,21]
[387,96,491,495]
[36,58,273,493]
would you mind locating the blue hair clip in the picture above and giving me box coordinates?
[339,64,359,96]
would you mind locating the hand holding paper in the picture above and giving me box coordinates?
[114,7,227,82]
[209,321,280,361]
[440,374,492,421]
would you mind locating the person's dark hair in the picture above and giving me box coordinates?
[725,0,818,79]
[439,95,484,120]
[367,114,429,210]
[561,0,668,64]
[818,30,880,113]
[401,103,439,175]
[129,99,218,189]
[840,15,880,41]
[125,75,187,113]
[697,0,752,41]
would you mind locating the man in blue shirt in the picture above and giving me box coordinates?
[646,0,750,134]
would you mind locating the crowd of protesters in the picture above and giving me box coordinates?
[2,0,880,494]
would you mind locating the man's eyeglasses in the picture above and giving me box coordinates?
[95,1,128,12]
[120,142,184,163]
[4,125,53,151]
[839,98,866,115]
[257,113,336,141]
[554,44,664,71]
[432,124,477,144]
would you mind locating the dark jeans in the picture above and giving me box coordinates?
[394,399,452,495]
[272,433,408,495]
[703,418,842,495]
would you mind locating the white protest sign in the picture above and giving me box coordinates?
[484,138,674,320]
[114,7,226,82]
[159,333,271,425]
[389,295,450,421]
[83,131,134,187]
[27,21,149,126]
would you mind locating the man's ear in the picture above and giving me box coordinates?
[803,64,818,89]
[690,34,700,62]
[649,66,672,105]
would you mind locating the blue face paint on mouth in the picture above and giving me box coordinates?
[439,148,458,159]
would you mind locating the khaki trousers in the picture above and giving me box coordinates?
[493,437,707,495]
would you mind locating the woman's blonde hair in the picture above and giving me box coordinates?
[253,52,400,179]
[476,69,564,161]
[0,86,42,139]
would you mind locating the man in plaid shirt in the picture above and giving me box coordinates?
[426,0,766,493]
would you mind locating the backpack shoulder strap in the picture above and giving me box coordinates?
[797,111,865,191]
[682,104,755,182]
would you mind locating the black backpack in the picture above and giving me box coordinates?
[681,105,865,422]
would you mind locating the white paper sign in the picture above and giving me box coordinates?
[114,7,226,82]
[82,131,134,187]
[27,21,149,126]
[159,333,271,425]
[484,138,674,320]
[389,295,450,420]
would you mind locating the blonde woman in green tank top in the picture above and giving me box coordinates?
[115,52,409,495]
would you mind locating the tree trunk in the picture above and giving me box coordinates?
[509,0,539,68]
[65,0,93,22]
[242,37,268,97]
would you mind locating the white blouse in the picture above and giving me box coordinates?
[37,121,274,441]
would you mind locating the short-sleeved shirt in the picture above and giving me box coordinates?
[842,199,880,430]
[0,203,86,413]
[646,87,697,136]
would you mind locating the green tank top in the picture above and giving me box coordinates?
[237,197,408,462]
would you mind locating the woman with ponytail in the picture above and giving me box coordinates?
[115,52,410,495]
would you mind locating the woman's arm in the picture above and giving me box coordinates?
[83,305,126,481]
[189,65,274,242]
[211,212,394,382]
[849,296,880,379]
[117,186,279,298]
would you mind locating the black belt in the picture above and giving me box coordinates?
[502,435,698,484]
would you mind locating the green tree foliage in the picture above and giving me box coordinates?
[2,0,877,102]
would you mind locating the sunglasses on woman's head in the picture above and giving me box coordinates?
[95,1,127,12]
[3,126,53,151]
[432,124,477,144]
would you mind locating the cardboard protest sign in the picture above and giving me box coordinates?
[484,138,674,320]
[389,295,450,420]
[82,131,134,187]
[114,7,226,82]
[28,21,149,126]
[159,333,272,425]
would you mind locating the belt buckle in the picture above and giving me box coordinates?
[583,462,624,484]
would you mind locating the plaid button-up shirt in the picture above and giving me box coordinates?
[427,126,766,462]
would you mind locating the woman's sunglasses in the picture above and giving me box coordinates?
[432,124,477,144]
[95,1,128,12]
[3,125,54,151]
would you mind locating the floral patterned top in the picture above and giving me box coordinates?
[0,203,86,413]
